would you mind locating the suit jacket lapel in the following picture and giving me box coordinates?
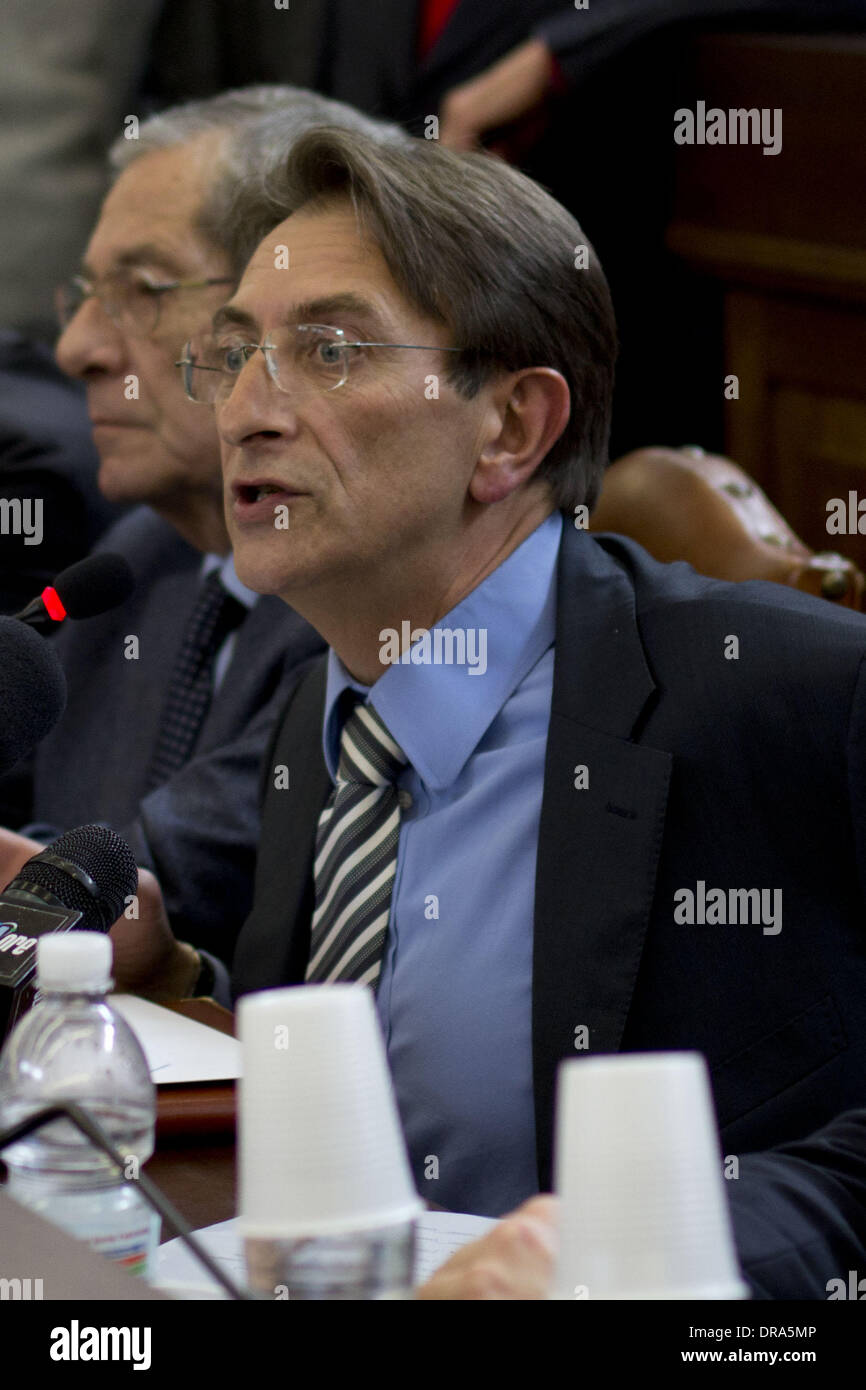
[231,657,331,996]
[532,526,672,1187]
[202,596,320,747]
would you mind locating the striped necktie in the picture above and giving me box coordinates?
[145,570,246,790]
[305,700,409,990]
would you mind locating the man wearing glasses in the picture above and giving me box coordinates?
[0,89,405,995]
[116,125,866,1295]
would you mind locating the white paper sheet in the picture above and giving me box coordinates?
[109,994,241,1084]
[413,1211,498,1284]
[153,1210,497,1298]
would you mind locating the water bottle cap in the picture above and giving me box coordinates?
[37,932,112,993]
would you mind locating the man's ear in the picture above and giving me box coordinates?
[469,368,570,505]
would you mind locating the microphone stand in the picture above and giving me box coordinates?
[0,1102,258,1300]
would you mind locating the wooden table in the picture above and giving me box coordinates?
[145,998,238,1236]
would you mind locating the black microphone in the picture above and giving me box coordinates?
[13,553,135,632]
[0,825,138,1042]
[0,616,66,776]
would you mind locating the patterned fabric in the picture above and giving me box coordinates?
[305,700,409,989]
[145,570,246,790]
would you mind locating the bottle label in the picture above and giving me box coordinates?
[6,1177,160,1279]
[88,1217,160,1277]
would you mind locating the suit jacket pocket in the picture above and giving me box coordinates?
[710,995,847,1129]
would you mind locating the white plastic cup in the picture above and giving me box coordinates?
[551,1052,749,1300]
[237,984,421,1296]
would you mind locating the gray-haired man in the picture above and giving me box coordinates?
[0,87,406,998]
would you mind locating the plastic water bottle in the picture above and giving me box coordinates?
[0,932,159,1276]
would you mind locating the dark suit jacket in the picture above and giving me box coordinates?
[146,0,865,123]
[233,523,866,1295]
[23,506,323,963]
[144,0,565,118]
[733,1105,866,1298]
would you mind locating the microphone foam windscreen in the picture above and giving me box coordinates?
[18,825,138,931]
[0,616,66,775]
[53,553,135,619]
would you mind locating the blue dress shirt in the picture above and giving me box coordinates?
[322,512,562,1216]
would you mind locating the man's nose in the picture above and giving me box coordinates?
[55,296,126,380]
[215,348,299,448]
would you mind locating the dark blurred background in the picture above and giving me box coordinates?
[1,0,865,560]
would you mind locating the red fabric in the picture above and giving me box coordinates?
[418,0,461,59]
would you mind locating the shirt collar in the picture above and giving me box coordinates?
[322,512,562,789]
[201,552,259,611]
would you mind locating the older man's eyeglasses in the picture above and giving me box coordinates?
[176,324,462,405]
[55,271,235,336]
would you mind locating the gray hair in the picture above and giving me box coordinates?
[108,85,409,275]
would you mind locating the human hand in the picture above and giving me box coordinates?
[0,826,50,888]
[109,866,200,1001]
[0,830,198,999]
[415,1194,558,1299]
[439,39,555,152]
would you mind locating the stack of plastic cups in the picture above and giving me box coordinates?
[237,984,423,1300]
[550,1052,749,1300]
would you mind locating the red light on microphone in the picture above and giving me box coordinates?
[41,587,67,623]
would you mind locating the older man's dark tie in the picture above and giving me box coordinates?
[145,570,246,790]
[305,700,409,989]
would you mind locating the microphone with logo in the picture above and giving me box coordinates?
[0,825,137,1042]
[13,552,135,633]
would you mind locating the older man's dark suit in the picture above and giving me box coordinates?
[234,522,866,1295]
[24,505,323,963]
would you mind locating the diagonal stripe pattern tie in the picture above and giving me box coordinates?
[305,700,409,990]
[145,570,246,791]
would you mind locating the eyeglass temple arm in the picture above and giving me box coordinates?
[345,342,463,352]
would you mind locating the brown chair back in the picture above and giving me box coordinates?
[589,446,864,610]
